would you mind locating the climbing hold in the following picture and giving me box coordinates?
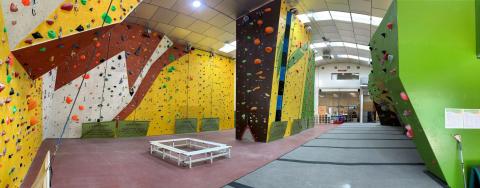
[387,54,394,62]
[12,106,17,114]
[71,115,79,122]
[30,117,39,126]
[24,39,33,44]
[47,30,57,39]
[381,33,386,38]
[265,26,274,34]
[65,96,73,104]
[111,5,117,11]
[10,3,18,12]
[83,74,90,79]
[254,38,261,45]
[76,25,84,32]
[79,105,85,111]
[400,92,409,101]
[264,7,272,12]
[80,54,86,61]
[6,75,12,83]
[27,98,37,111]
[9,88,14,95]
[95,42,101,48]
[39,47,46,52]
[60,3,74,11]
[254,59,262,64]
[46,19,54,25]
[32,32,43,39]
[22,0,30,6]
[265,47,273,53]
[387,22,393,30]
[81,0,87,5]
[250,107,258,111]
[257,19,263,26]
[101,12,113,24]
[405,124,414,138]
[0,83,4,92]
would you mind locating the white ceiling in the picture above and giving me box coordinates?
[125,0,392,62]
[125,0,271,57]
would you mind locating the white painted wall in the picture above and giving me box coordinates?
[314,63,372,116]
[43,36,171,138]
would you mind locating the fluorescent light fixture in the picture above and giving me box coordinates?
[310,43,328,48]
[310,42,370,52]
[192,0,201,8]
[311,11,331,21]
[315,56,323,61]
[330,11,351,22]
[297,14,311,23]
[296,11,382,26]
[219,41,236,53]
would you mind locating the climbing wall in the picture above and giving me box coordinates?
[12,0,141,49]
[126,50,235,135]
[280,15,313,136]
[235,0,284,142]
[369,0,480,187]
[0,4,43,186]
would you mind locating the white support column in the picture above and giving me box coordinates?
[359,89,364,123]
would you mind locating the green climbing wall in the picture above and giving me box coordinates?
[369,0,480,187]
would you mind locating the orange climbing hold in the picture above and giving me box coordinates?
[254,38,261,45]
[79,105,85,111]
[30,117,39,126]
[66,96,73,104]
[27,98,37,111]
[257,19,263,26]
[265,47,273,53]
[22,0,30,6]
[254,59,262,64]
[264,7,272,12]
[265,26,274,34]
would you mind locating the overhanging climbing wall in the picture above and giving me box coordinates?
[0,3,43,187]
[236,0,313,142]
[126,50,235,135]
[369,0,480,187]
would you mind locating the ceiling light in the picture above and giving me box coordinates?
[219,41,236,53]
[192,0,201,8]
[311,11,331,21]
[297,11,382,26]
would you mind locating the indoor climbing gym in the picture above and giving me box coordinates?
[0,0,479,187]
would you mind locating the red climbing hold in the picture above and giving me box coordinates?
[265,47,273,53]
[24,39,33,44]
[22,0,30,6]
[61,3,74,11]
[79,105,85,111]
[387,22,393,30]
[400,92,409,101]
[66,96,73,104]
[405,124,414,138]
[95,42,101,48]
[257,19,263,26]
[80,54,86,61]
[71,115,79,122]
[46,19,54,25]
[10,3,18,12]
[254,59,262,65]
[265,26,274,34]
[83,74,90,79]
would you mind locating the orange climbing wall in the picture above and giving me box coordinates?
[0,9,43,187]
[15,0,141,49]
[126,50,235,135]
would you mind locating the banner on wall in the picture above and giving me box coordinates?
[117,121,149,137]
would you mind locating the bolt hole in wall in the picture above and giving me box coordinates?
[315,63,378,124]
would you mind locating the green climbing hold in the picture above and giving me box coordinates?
[111,5,116,11]
[101,12,112,24]
[168,54,175,62]
[247,36,252,40]
[86,24,91,29]
[167,66,176,73]
[39,47,46,52]
[12,106,16,114]
[6,75,12,83]
[47,30,56,39]
[3,27,6,33]
[162,83,167,88]
[80,0,87,5]
[165,76,171,81]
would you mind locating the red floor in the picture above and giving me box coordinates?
[23,124,334,188]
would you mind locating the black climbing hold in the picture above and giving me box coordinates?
[99,58,106,63]
[9,88,14,95]
[381,33,386,38]
[129,88,134,96]
[117,55,122,60]
[32,32,43,39]
[75,25,84,32]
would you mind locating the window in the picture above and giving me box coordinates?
[331,73,360,80]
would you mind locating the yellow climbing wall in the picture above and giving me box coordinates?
[126,50,235,135]
[281,17,311,136]
[15,0,141,49]
[266,0,288,141]
[0,33,43,188]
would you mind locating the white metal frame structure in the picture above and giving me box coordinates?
[149,138,231,168]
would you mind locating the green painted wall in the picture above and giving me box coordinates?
[370,0,480,187]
